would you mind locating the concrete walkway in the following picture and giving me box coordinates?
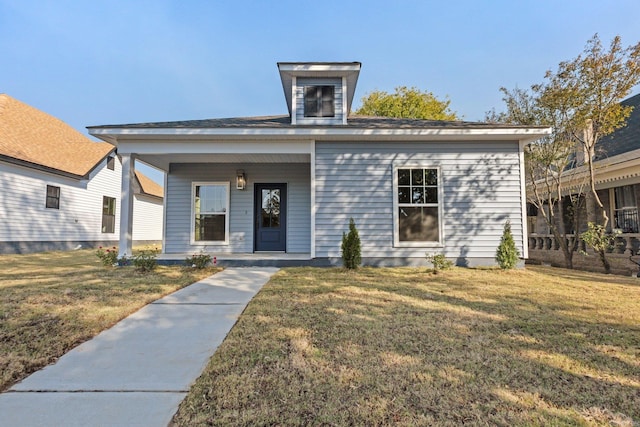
[0,267,279,427]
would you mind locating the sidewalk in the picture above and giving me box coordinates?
[0,267,279,427]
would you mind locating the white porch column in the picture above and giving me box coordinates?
[119,153,136,258]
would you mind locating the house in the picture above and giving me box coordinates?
[527,92,640,274]
[88,62,550,266]
[0,94,163,254]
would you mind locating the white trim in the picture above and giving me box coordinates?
[190,181,230,246]
[90,127,552,145]
[392,164,444,248]
[291,76,297,125]
[519,140,529,259]
[310,140,316,258]
[161,171,168,254]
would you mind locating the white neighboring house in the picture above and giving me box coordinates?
[0,94,163,254]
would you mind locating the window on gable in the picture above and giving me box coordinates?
[46,185,60,209]
[107,156,115,170]
[394,167,442,245]
[193,183,229,243]
[102,196,116,233]
[304,85,335,118]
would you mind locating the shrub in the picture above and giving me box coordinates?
[186,252,212,269]
[341,218,361,270]
[496,220,520,269]
[132,248,158,273]
[95,246,118,266]
[580,222,619,274]
[426,253,453,273]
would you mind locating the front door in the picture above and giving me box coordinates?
[254,184,287,251]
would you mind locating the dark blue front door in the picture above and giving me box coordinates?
[254,184,286,251]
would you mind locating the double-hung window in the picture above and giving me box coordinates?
[46,185,60,209]
[102,196,116,233]
[192,182,229,244]
[304,86,335,117]
[613,185,638,233]
[394,166,442,246]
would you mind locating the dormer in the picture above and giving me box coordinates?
[277,62,361,125]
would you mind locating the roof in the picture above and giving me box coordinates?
[0,94,113,178]
[135,170,163,198]
[594,92,640,161]
[88,114,545,130]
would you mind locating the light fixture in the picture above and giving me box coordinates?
[236,169,246,190]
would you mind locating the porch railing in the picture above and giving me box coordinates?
[528,233,640,255]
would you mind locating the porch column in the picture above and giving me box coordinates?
[119,154,136,258]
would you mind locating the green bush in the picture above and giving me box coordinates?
[186,252,212,269]
[425,253,453,273]
[341,218,362,270]
[496,220,520,270]
[95,246,118,266]
[132,249,158,273]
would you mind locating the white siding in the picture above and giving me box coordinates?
[314,142,525,262]
[295,78,343,125]
[0,159,121,243]
[0,158,164,251]
[132,194,163,241]
[165,163,310,254]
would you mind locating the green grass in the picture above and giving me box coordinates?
[173,266,640,426]
[0,249,220,392]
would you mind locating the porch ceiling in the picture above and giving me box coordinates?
[137,153,310,171]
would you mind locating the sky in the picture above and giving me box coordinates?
[2,0,640,184]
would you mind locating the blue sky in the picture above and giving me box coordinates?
[2,0,640,184]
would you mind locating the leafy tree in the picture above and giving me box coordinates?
[355,86,458,120]
[496,220,520,269]
[487,87,585,269]
[341,218,362,270]
[490,34,640,271]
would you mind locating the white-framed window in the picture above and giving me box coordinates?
[304,85,335,117]
[191,182,230,245]
[613,185,638,233]
[393,165,443,247]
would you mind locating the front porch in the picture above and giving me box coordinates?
[157,252,331,267]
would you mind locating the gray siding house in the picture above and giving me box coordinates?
[88,62,549,266]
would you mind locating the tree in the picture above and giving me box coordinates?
[341,218,361,270]
[355,86,458,120]
[496,220,520,269]
[487,87,585,269]
[490,34,640,271]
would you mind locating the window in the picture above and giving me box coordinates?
[304,85,335,117]
[107,156,115,170]
[192,183,229,243]
[394,167,442,245]
[614,185,638,233]
[46,185,60,209]
[102,196,116,233]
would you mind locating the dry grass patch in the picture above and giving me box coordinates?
[173,266,640,426]
[0,249,219,391]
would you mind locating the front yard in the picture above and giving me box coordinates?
[173,266,640,426]
[0,249,219,392]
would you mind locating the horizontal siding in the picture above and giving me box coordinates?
[165,163,310,254]
[314,142,524,260]
[0,159,164,246]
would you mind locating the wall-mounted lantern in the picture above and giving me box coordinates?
[236,170,246,190]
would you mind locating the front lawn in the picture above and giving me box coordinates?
[0,249,219,391]
[173,266,640,426]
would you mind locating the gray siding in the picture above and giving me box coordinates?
[314,142,524,262]
[295,77,343,124]
[165,163,310,254]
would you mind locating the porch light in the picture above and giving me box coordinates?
[236,170,246,190]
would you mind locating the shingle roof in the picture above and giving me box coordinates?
[0,94,113,178]
[595,93,640,161]
[135,170,163,198]
[88,114,544,130]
